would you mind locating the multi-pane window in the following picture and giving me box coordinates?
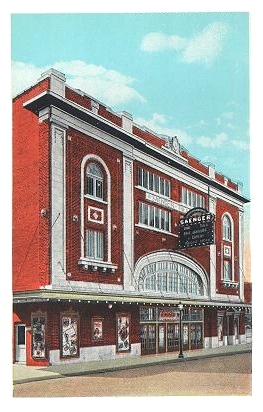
[139,262,204,296]
[86,163,103,200]
[222,214,233,282]
[86,229,104,260]
[139,202,170,232]
[138,167,170,198]
[140,307,157,321]
[168,273,178,292]
[181,187,205,208]
[223,259,232,281]
[222,215,232,240]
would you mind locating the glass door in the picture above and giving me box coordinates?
[140,324,156,355]
[167,323,179,352]
[148,325,156,354]
[15,324,26,363]
[217,316,224,346]
[158,324,166,353]
[182,324,189,350]
[140,325,147,355]
[234,317,239,344]
[190,323,203,349]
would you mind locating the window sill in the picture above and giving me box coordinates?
[135,223,178,237]
[221,280,239,289]
[84,195,108,205]
[78,258,117,274]
[135,185,171,200]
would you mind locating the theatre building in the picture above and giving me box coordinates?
[13,68,251,366]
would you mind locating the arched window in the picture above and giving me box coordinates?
[80,155,117,271]
[222,215,232,241]
[139,262,204,296]
[222,214,234,282]
[86,163,103,200]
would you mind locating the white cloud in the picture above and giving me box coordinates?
[182,22,228,64]
[11,60,145,107]
[11,61,44,96]
[196,131,249,151]
[134,113,192,146]
[196,132,228,148]
[141,32,186,52]
[141,22,228,64]
[232,140,249,150]
[215,111,238,131]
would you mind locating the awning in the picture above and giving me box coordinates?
[13,289,251,309]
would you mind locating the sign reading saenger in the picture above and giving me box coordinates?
[179,207,215,249]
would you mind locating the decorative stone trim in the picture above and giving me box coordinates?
[78,258,117,274]
[221,280,239,289]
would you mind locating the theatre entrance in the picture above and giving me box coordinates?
[140,306,204,355]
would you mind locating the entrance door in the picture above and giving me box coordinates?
[158,324,166,353]
[15,324,26,363]
[167,323,179,352]
[140,324,156,355]
[182,324,189,350]
[234,317,239,344]
[226,316,230,345]
[217,316,224,347]
[190,323,203,349]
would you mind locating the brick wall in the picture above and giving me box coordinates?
[133,160,211,274]
[215,199,240,295]
[65,127,123,283]
[13,80,50,291]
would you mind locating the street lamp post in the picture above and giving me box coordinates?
[178,302,184,359]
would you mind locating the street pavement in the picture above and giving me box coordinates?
[13,342,252,385]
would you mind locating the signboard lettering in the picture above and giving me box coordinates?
[178,208,215,249]
[158,308,180,321]
[145,192,188,213]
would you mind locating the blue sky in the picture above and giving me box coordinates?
[11,12,250,199]
[2,4,262,403]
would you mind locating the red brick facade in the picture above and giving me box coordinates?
[12,69,251,366]
[65,128,123,283]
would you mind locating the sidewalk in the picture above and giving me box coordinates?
[13,342,252,385]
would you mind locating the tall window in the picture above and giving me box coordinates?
[86,163,103,200]
[221,215,233,282]
[181,187,205,208]
[86,229,104,261]
[223,260,232,281]
[139,202,171,232]
[138,167,170,198]
[222,215,232,240]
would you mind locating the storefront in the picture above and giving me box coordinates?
[140,306,204,355]
[13,293,250,366]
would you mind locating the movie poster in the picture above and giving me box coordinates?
[117,313,130,352]
[61,315,79,357]
[31,315,46,358]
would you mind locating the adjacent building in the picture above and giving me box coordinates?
[13,68,251,366]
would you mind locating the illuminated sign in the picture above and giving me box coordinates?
[158,308,180,321]
[179,208,215,249]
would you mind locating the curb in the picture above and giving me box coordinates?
[13,348,252,385]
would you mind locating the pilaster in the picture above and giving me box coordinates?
[123,156,135,290]
[209,194,217,298]
[50,124,67,286]
[238,209,245,301]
